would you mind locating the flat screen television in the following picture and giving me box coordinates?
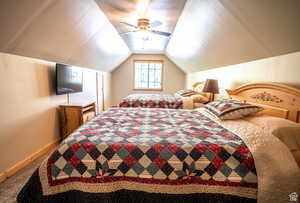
[56,63,83,95]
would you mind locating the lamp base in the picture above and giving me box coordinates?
[209,93,215,102]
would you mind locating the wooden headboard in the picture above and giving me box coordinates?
[192,81,210,98]
[192,81,204,92]
[226,83,300,123]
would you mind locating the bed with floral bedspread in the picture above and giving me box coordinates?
[18,108,257,203]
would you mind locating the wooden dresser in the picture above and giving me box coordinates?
[60,102,96,139]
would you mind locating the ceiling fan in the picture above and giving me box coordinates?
[119,18,172,37]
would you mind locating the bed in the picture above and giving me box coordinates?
[17,83,300,203]
[119,86,209,109]
[119,93,207,109]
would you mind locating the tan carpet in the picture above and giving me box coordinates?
[0,154,48,203]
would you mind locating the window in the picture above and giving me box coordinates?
[134,60,163,90]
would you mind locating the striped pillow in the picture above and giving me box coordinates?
[204,99,263,120]
[174,89,195,97]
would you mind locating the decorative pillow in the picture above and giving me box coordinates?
[204,99,263,120]
[191,94,209,103]
[174,89,195,97]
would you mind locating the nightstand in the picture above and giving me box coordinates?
[59,102,96,139]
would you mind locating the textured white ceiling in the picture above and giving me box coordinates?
[0,0,131,72]
[95,0,186,54]
[166,0,300,72]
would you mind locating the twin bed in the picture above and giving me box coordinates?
[18,83,300,203]
[119,88,209,109]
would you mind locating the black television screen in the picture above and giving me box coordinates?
[56,64,83,95]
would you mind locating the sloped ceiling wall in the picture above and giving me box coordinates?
[166,0,300,73]
[0,0,131,72]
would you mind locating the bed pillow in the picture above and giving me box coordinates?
[174,89,195,97]
[204,99,263,120]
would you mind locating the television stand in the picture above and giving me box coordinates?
[59,102,96,139]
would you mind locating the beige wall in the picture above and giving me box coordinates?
[0,52,111,173]
[187,51,300,97]
[111,54,186,105]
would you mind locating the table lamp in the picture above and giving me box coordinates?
[202,79,219,101]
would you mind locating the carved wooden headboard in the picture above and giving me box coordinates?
[190,81,208,97]
[226,83,300,123]
[192,81,204,92]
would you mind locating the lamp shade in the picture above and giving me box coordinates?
[202,79,219,94]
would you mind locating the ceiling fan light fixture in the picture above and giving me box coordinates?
[119,10,171,38]
[138,18,150,29]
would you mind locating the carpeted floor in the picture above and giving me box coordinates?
[0,154,48,203]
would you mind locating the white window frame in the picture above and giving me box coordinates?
[133,60,163,91]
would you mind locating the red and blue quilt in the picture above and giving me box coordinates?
[18,108,257,203]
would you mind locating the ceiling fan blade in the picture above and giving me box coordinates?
[119,30,137,35]
[120,22,138,29]
[150,30,171,37]
[150,20,162,28]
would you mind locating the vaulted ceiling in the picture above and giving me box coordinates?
[0,0,300,73]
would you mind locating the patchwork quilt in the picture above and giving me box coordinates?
[18,108,257,203]
[119,93,183,109]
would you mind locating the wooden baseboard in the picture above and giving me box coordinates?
[0,139,60,183]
